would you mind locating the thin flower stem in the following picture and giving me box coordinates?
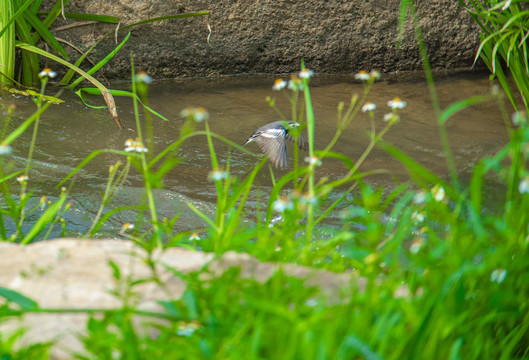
[131,56,161,248]
[302,75,315,245]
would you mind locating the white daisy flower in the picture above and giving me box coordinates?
[413,190,427,204]
[354,71,370,81]
[304,155,322,166]
[431,185,445,202]
[272,78,287,90]
[519,177,529,194]
[273,196,293,212]
[384,113,399,123]
[299,68,314,79]
[121,223,134,232]
[490,268,507,284]
[208,169,228,181]
[387,97,407,109]
[135,71,152,84]
[38,68,57,79]
[362,102,376,112]
[0,144,12,155]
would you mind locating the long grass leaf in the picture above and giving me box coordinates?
[15,41,123,128]
[439,94,493,125]
[0,287,39,310]
[21,193,67,244]
[58,149,138,187]
[40,12,120,23]
[40,0,71,29]
[75,87,169,121]
[88,205,146,237]
[0,0,32,39]
[0,0,16,84]
[187,202,217,231]
[15,15,39,84]
[69,32,131,88]
[2,102,53,145]
[378,141,457,199]
[316,150,355,170]
[119,12,210,31]
[24,10,69,59]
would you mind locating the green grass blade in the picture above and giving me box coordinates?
[75,87,169,121]
[439,94,493,125]
[0,0,32,39]
[316,150,355,170]
[119,11,210,31]
[378,140,457,199]
[187,202,217,231]
[58,149,137,187]
[2,102,53,145]
[40,0,71,29]
[0,287,39,310]
[69,32,131,88]
[21,193,67,244]
[24,10,69,59]
[39,12,120,23]
[15,14,39,84]
[29,0,42,14]
[88,205,146,237]
[0,0,16,84]
[16,41,123,127]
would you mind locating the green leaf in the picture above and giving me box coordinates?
[316,150,354,170]
[108,260,121,280]
[337,334,383,360]
[187,202,217,231]
[8,88,64,104]
[88,205,145,237]
[378,140,458,200]
[15,41,122,127]
[182,290,199,319]
[2,102,53,145]
[440,94,493,125]
[42,12,121,23]
[0,287,39,310]
[157,300,181,317]
[119,11,210,32]
[69,32,131,88]
[58,149,138,187]
[24,10,69,59]
[75,87,169,121]
[21,192,68,244]
[0,0,33,39]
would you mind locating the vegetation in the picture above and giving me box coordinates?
[459,0,529,112]
[1,0,529,359]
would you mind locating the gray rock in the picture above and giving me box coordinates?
[0,238,357,359]
[50,0,480,79]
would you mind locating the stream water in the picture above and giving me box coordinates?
[0,70,509,238]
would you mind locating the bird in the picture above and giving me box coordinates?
[243,121,308,169]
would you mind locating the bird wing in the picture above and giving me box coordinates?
[253,128,288,169]
[285,132,309,151]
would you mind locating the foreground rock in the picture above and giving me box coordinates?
[0,238,356,359]
[53,1,480,79]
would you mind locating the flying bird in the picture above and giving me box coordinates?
[243,121,308,169]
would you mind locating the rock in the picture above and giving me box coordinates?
[48,0,480,79]
[0,238,357,359]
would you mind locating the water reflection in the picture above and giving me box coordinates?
[0,71,509,237]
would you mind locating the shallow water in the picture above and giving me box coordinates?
[0,71,509,237]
